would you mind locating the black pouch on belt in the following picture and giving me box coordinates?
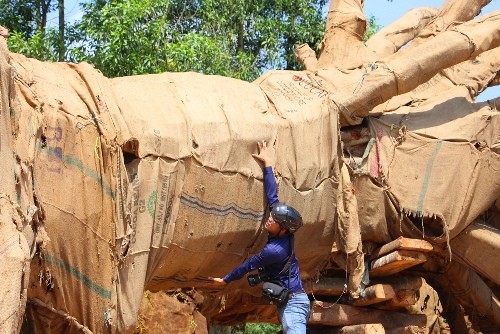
[262,281,289,306]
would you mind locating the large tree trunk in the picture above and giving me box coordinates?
[0,0,499,333]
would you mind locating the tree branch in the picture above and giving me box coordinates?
[295,43,318,71]
[317,0,370,70]
[388,0,493,61]
[366,7,438,58]
[331,11,500,125]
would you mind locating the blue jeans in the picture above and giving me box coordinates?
[277,293,310,334]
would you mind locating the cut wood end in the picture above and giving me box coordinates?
[369,250,428,278]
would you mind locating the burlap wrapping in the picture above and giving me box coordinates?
[379,123,498,242]
[3,43,365,333]
[7,54,117,333]
[352,90,500,243]
[0,37,30,334]
[366,7,438,58]
[435,260,500,330]
[0,198,30,334]
[451,221,500,285]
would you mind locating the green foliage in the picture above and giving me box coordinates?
[237,322,281,334]
[74,0,328,79]
[1,0,38,37]
[0,0,58,35]
[75,0,172,77]
[365,15,381,41]
[3,0,381,82]
[7,28,59,61]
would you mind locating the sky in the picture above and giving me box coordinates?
[48,0,499,101]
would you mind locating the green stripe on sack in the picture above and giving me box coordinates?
[37,144,115,198]
[45,253,112,299]
[416,140,442,217]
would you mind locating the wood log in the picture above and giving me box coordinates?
[369,237,433,260]
[374,290,419,310]
[306,324,385,334]
[333,11,500,124]
[309,301,427,329]
[432,260,500,330]
[309,277,348,296]
[450,221,500,285]
[407,0,493,49]
[295,44,318,71]
[489,71,500,87]
[351,284,395,306]
[339,324,385,334]
[373,276,424,291]
[371,47,500,114]
[369,250,427,277]
[385,326,427,334]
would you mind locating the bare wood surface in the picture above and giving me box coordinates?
[373,276,424,291]
[309,277,347,296]
[351,284,395,306]
[369,237,433,261]
[385,326,427,334]
[339,324,385,334]
[306,324,386,334]
[309,301,427,329]
[374,289,419,310]
[369,250,427,277]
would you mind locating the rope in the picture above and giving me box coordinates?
[75,115,103,131]
[94,136,101,161]
[308,253,349,309]
[353,63,378,94]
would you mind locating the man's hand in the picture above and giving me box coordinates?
[205,277,227,287]
[252,141,274,167]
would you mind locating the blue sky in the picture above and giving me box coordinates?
[50,0,499,101]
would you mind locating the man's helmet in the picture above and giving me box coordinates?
[271,202,303,234]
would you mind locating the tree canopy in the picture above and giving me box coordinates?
[1,0,379,81]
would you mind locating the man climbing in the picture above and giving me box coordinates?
[209,141,310,334]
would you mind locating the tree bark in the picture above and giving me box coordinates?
[58,0,65,62]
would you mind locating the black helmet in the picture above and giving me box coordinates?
[271,202,303,234]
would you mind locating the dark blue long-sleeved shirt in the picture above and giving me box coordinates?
[223,166,304,293]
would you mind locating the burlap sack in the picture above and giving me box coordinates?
[0,36,30,334]
[7,54,117,333]
[3,48,363,333]
[360,105,500,243]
